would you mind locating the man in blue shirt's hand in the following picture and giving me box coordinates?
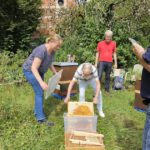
[129,38,150,150]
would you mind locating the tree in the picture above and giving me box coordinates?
[56,0,150,67]
[0,0,41,52]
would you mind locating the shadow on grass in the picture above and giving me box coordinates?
[43,94,78,118]
[44,97,66,117]
[116,117,143,150]
[128,99,134,107]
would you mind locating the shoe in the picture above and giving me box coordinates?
[105,91,110,95]
[46,122,55,126]
[99,111,105,118]
[37,119,47,123]
[38,119,55,126]
[105,91,112,97]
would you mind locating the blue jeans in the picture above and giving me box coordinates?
[143,104,150,150]
[98,62,112,92]
[23,70,46,121]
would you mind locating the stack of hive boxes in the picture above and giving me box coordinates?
[53,62,78,97]
[64,102,105,150]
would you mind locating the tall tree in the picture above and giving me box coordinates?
[0,0,41,52]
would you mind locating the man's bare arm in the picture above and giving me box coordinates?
[132,43,150,72]
[113,52,118,69]
[64,80,76,103]
[95,52,99,67]
[67,80,76,97]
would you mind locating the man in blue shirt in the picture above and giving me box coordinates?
[129,38,150,150]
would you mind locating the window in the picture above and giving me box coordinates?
[58,0,64,6]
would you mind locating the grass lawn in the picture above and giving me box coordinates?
[0,80,145,150]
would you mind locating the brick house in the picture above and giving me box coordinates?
[37,0,77,35]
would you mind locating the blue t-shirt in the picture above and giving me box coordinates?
[23,44,55,74]
[141,46,150,105]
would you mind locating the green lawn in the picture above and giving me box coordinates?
[0,81,145,150]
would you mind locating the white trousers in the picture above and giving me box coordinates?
[78,79,103,112]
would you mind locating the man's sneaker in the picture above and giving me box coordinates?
[99,111,105,118]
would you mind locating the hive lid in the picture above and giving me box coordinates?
[68,102,94,116]
[53,62,78,66]
[45,70,63,99]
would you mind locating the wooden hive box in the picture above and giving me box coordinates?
[134,80,147,111]
[53,62,78,96]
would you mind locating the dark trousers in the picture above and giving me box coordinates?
[98,61,112,92]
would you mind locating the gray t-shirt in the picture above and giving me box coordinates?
[23,44,55,74]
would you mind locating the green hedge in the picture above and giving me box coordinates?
[0,0,42,53]
[56,0,150,68]
[0,51,28,83]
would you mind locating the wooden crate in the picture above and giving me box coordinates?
[53,62,78,96]
[65,133,105,150]
[134,80,147,111]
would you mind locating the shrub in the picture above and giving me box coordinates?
[0,51,28,83]
[56,0,150,68]
[0,0,42,53]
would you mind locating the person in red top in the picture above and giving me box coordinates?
[95,30,117,93]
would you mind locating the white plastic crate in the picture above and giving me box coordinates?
[63,113,97,133]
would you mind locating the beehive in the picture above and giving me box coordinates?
[68,102,94,116]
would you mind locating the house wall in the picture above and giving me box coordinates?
[37,0,77,35]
